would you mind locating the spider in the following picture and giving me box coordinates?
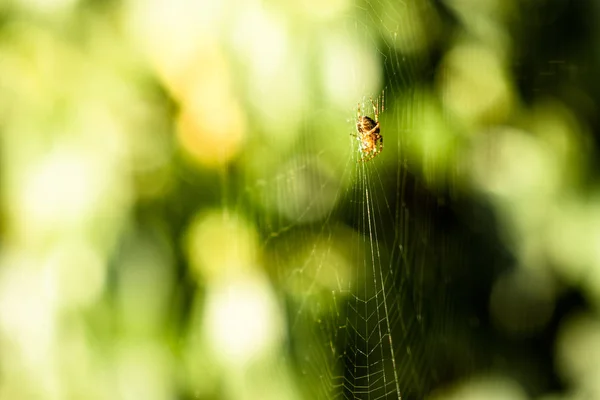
[352,92,384,162]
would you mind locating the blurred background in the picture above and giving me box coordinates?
[1,0,600,399]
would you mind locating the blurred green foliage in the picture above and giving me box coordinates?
[1,0,600,399]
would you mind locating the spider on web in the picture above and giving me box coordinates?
[351,91,384,163]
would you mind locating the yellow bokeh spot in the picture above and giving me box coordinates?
[123,0,225,90]
[184,210,259,283]
[176,97,245,168]
[175,45,246,168]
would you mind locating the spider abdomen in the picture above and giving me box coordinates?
[357,116,379,134]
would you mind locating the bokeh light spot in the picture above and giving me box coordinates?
[185,210,259,283]
[204,274,284,367]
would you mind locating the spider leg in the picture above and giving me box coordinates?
[357,142,376,163]
[357,141,369,163]
[359,152,375,163]
[367,122,380,135]
[370,97,378,123]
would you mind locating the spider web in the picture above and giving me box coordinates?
[242,1,480,399]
